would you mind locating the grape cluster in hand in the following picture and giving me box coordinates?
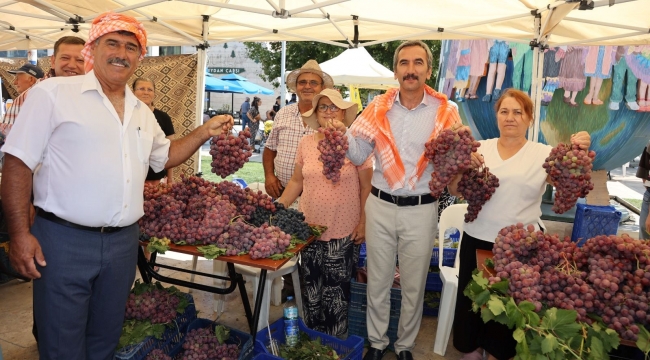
[249,223,292,259]
[457,167,499,222]
[317,127,348,183]
[490,223,650,341]
[425,128,480,198]
[271,204,312,240]
[125,288,180,324]
[179,327,240,360]
[210,128,253,178]
[145,349,171,360]
[543,143,596,213]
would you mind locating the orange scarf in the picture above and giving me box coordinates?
[350,85,460,191]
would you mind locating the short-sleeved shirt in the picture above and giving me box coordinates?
[146,109,175,181]
[296,134,373,241]
[3,70,171,227]
[463,138,553,242]
[240,101,250,121]
[264,103,316,186]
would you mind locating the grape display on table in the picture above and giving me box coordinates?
[271,204,313,240]
[425,128,480,198]
[317,127,348,183]
[179,327,240,360]
[145,349,171,360]
[489,224,650,341]
[542,143,596,214]
[456,167,499,222]
[209,128,253,178]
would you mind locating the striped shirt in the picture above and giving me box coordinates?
[264,103,316,187]
[346,90,441,196]
[1,74,50,138]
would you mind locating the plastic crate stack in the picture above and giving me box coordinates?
[254,317,364,360]
[357,243,366,268]
[571,203,622,247]
[347,277,401,350]
[170,318,254,360]
[423,247,457,316]
[114,292,197,360]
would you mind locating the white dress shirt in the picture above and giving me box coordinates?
[346,91,440,196]
[3,70,170,227]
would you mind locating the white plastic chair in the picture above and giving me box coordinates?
[433,203,468,356]
[235,257,304,330]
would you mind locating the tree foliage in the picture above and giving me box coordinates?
[243,40,441,91]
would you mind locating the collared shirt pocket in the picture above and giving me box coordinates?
[137,129,154,164]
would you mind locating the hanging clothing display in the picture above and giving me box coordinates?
[609,46,639,110]
[541,48,562,105]
[558,46,587,92]
[510,42,533,93]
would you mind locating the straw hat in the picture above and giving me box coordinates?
[286,60,334,92]
[302,89,358,130]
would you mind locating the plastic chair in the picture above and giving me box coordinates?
[433,203,468,356]
[235,257,304,330]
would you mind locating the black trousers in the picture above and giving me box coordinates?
[452,232,516,360]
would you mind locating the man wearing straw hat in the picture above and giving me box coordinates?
[2,12,232,359]
[263,59,334,199]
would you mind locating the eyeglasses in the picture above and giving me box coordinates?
[317,104,340,113]
[297,80,322,87]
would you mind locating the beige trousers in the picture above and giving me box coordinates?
[365,194,437,353]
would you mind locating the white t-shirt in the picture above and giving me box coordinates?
[463,138,553,242]
[3,70,171,227]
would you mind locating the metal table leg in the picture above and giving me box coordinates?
[250,269,267,343]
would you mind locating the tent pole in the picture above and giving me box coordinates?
[194,15,209,175]
[562,17,648,32]
[278,31,350,48]
[531,16,544,144]
[281,40,287,106]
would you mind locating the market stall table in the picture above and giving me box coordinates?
[136,237,316,342]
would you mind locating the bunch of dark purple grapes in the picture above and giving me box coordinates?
[179,327,239,360]
[317,127,348,183]
[124,288,180,324]
[210,128,253,178]
[456,166,499,222]
[425,128,480,198]
[145,349,171,360]
[542,143,596,214]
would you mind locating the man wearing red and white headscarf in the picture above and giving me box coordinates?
[2,12,233,359]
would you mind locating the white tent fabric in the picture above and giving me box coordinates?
[319,47,398,90]
[0,0,648,52]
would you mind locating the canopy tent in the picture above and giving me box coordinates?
[319,47,398,90]
[219,73,274,95]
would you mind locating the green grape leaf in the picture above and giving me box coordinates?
[146,237,170,254]
[484,257,495,268]
[196,245,227,260]
[488,294,506,316]
[513,328,526,343]
[637,325,650,356]
[472,271,489,287]
[214,324,230,345]
[587,336,604,360]
[540,308,582,341]
[474,289,491,307]
[541,334,558,354]
[490,279,509,294]
[481,306,496,323]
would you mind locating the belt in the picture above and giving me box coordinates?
[371,186,437,207]
[36,208,125,233]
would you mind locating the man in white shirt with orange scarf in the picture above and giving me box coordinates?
[333,40,466,360]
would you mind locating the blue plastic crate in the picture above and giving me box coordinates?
[115,292,197,360]
[254,318,364,360]
[357,243,367,268]
[426,248,457,292]
[571,204,622,247]
[349,278,401,317]
[170,318,254,360]
[348,307,399,350]
[422,291,441,317]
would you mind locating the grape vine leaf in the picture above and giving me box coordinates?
[146,237,170,254]
[637,325,650,357]
[490,279,509,295]
[269,252,293,261]
[481,307,496,323]
[488,294,506,315]
[196,245,227,259]
[472,271,489,287]
[513,328,525,343]
[214,324,230,345]
[518,301,541,327]
[541,333,558,354]
[587,336,604,360]
[474,290,490,307]
[540,308,582,340]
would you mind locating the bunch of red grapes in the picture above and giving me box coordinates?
[124,288,181,324]
[424,128,480,198]
[210,128,253,178]
[317,127,348,183]
[543,143,596,214]
[179,327,240,360]
[145,349,171,360]
[456,167,499,222]
[489,223,650,341]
